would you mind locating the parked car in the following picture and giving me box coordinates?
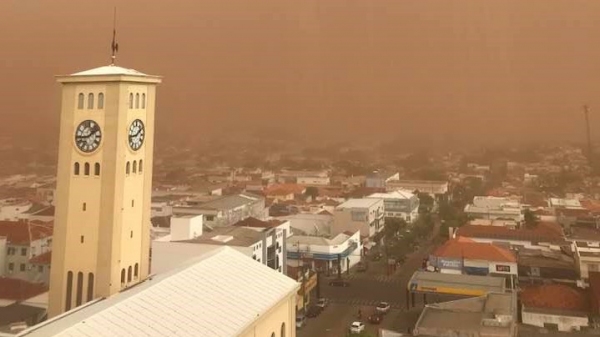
[376,302,391,314]
[329,279,350,287]
[306,305,322,318]
[371,253,383,261]
[368,312,384,324]
[357,262,368,272]
[349,321,365,334]
[296,314,306,329]
[316,298,329,309]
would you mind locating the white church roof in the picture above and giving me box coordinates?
[70,65,148,77]
[19,247,299,337]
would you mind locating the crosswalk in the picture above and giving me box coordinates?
[341,273,403,284]
[325,297,405,309]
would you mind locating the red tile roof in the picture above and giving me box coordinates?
[265,184,306,196]
[29,251,51,264]
[0,220,52,245]
[318,210,333,216]
[520,284,589,312]
[232,217,280,229]
[0,278,47,301]
[433,238,516,262]
[589,272,600,314]
[456,222,565,244]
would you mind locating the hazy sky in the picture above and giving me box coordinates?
[2,1,600,146]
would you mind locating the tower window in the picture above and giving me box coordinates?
[76,272,83,306]
[77,93,85,109]
[126,162,130,174]
[142,93,146,109]
[135,93,140,109]
[82,203,86,211]
[121,269,125,285]
[87,273,94,302]
[132,161,137,173]
[130,230,133,238]
[127,266,132,282]
[80,236,84,243]
[129,93,134,109]
[84,163,90,176]
[94,163,100,176]
[134,263,139,278]
[66,271,73,311]
[87,93,94,110]
[139,159,143,173]
[74,162,80,175]
[131,199,134,207]
[98,93,104,109]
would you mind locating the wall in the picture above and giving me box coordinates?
[0,237,5,277]
[170,215,203,241]
[333,209,371,237]
[239,293,297,337]
[522,307,589,332]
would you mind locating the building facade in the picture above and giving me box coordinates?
[367,190,419,223]
[332,198,384,239]
[48,65,161,317]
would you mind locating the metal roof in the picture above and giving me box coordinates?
[408,271,506,296]
[19,247,299,337]
[336,198,382,209]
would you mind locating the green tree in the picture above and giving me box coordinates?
[523,209,538,229]
[304,186,319,199]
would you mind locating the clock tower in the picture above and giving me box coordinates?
[48,65,161,318]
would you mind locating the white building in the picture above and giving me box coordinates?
[367,190,419,223]
[385,180,449,198]
[548,198,583,209]
[152,217,289,275]
[332,198,384,239]
[365,171,400,189]
[287,230,362,276]
[297,176,330,186]
[276,213,334,237]
[19,247,300,337]
[464,196,523,222]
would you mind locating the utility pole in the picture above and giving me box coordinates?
[337,254,342,279]
[298,241,307,312]
[584,104,593,163]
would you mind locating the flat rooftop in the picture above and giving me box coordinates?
[176,226,264,247]
[336,198,381,209]
[408,271,506,296]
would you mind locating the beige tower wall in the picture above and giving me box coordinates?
[48,71,161,318]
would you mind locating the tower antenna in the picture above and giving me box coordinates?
[110,7,119,65]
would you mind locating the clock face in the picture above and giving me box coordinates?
[128,119,145,151]
[75,120,102,153]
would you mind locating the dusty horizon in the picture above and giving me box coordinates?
[1,1,600,148]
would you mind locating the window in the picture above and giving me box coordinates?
[129,93,134,109]
[66,271,73,311]
[130,230,133,238]
[142,93,146,109]
[131,199,134,207]
[87,273,94,302]
[76,272,83,306]
[21,248,27,256]
[38,265,43,273]
[281,323,286,337]
[134,263,139,278]
[94,163,100,176]
[77,93,85,109]
[132,160,137,173]
[98,93,104,109]
[20,264,25,272]
[139,159,143,173]
[127,266,132,282]
[121,269,125,284]
[135,93,140,109]
[87,93,94,109]
[271,333,275,337]
[126,162,130,174]
[80,236,84,243]
[74,162,80,175]
[8,263,14,271]
[84,162,90,176]
[83,203,86,211]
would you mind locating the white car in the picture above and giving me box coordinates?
[296,314,306,329]
[349,321,365,334]
[376,302,391,314]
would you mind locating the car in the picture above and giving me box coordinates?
[376,302,391,314]
[316,298,329,309]
[306,305,322,318]
[329,279,350,287]
[349,321,365,334]
[368,312,384,324]
[295,314,306,329]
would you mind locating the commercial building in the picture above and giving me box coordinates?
[464,196,523,222]
[413,292,517,337]
[173,193,266,228]
[454,222,567,251]
[276,213,333,237]
[520,284,589,332]
[367,190,419,223]
[385,180,449,202]
[517,248,578,283]
[18,247,300,337]
[332,198,384,239]
[365,171,400,189]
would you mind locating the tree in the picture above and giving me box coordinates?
[304,186,319,199]
[523,209,538,229]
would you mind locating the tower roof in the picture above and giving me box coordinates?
[71,65,147,77]
[57,64,161,83]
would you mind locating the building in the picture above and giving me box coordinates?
[517,248,578,283]
[0,220,52,283]
[454,222,567,251]
[365,171,399,189]
[468,219,518,229]
[296,176,330,186]
[367,190,419,223]
[332,198,384,239]
[568,225,600,280]
[0,278,48,334]
[413,292,517,337]
[152,217,288,275]
[287,230,362,277]
[48,64,162,317]
[520,284,589,332]
[464,196,523,222]
[173,193,266,228]
[429,238,517,281]
[18,247,299,337]
[276,213,334,237]
[385,180,449,200]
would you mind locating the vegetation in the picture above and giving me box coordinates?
[383,215,435,261]
[304,186,319,199]
[523,209,538,229]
